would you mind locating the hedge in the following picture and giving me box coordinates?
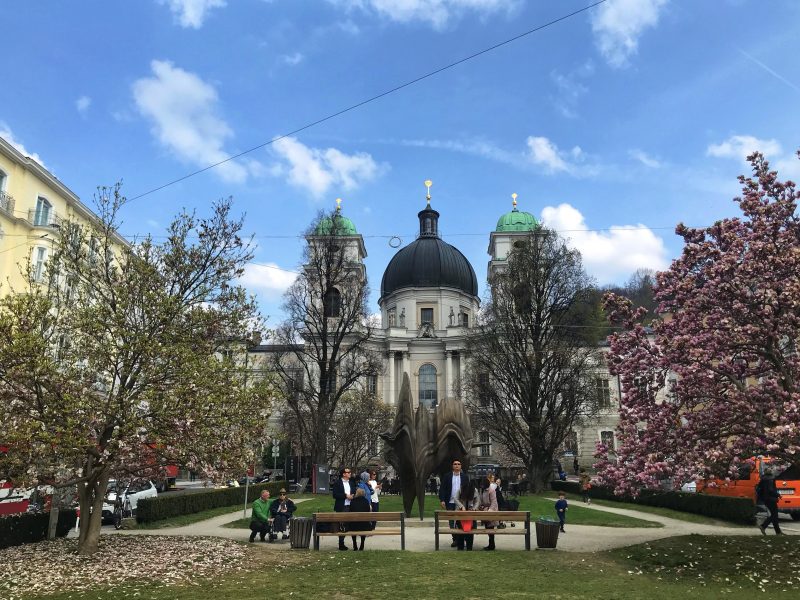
[550,480,756,525]
[0,509,78,549]
[136,480,288,523]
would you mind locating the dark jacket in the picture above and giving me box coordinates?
[269,497,296,518]
[757,477,780,504]
[439,472,470,505]
[347,495,372,531]
[332,478,354,512]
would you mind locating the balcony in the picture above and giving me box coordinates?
[0,191,14,215]
[28,207,62,229]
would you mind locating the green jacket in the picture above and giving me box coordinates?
[252,497,271,524]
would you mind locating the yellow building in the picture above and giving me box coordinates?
[0,135,125,296]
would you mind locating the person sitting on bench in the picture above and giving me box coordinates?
[249,489,272,542]
[269,488,296,540]
[348,487,372,551]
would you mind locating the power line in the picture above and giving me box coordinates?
[127,0,609,202]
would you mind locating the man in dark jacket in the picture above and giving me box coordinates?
[758,471,783,535]
[439,458,470,548]
[332,466,354,550]
[269,488,296,540]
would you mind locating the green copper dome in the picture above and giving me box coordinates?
[495,207,539,232]
[314,212,358,236]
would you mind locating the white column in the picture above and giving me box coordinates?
[445,351,453,400]
[459,352,466,399]
[387,351,395,405]
[402,351,410,382]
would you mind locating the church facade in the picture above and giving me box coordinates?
[253,188,625,472]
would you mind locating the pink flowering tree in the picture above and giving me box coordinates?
[0,186,274,554]
[596,152,800,496]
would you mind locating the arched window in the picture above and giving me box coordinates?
[418,364,437,408]
[0,168,7,191]
[323,287,341,317]
[34,197,51,226]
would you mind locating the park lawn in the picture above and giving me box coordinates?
[30,535,800,600]
[223,493,661,529]
[554,491,748,527]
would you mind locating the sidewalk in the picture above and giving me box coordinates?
[105,499,797,552]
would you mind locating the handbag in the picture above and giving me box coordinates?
[459,519,474,532]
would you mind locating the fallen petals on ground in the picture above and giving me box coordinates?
[0,536,248,598]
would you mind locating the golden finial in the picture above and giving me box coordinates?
[336,198,342,212]
[424,179,433,205]
[511,193,518,211]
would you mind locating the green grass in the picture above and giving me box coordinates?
[576,494,748,526]
[222,493,661,529]
[31,535,800,599]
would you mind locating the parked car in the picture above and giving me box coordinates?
[101,479,158,523]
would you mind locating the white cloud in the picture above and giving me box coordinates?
[159,0,226,29]
[239,262,298,298]
[550,62,593,119]
[132,60,249,183]
[541,203,669,284]
[270,136,385,198]
[400,137,518,166]
[329,0,519,30]
[629,149,661,168]
[525,136,595,176]
[280,52,304,66]
[76,96,91,117]
[591,0,667,68]
[706,135,782,162]
[0,123,46,167]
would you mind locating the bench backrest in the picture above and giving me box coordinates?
[314,511,404,523]
[436,510,530,520]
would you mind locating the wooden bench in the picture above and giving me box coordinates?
[434,511,531,550]
[312,512,406,550]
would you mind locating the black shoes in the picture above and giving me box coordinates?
[282,534,289,540]
[483,546,495,551]
[248,534,256,543]
[338,545,348,551]
[450,541,458,547]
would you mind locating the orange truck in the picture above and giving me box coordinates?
[697,456,800,521]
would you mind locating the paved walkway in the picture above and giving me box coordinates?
[104,499,798,552]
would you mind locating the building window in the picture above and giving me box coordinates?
[478,431,491,457]
[287,368,304,399]
[478,372,490,407]
[460,310,469,328]
[324,371,337,395]
[33,246,47,281]
[595,378,611,409]
[0,169,6,190]
[34,197,52,226]
[89,236,100,266]
[323,287,341,318]
[564,430,578,454]
[366,374,377,395]
[418,364,437,408]
[368,435,379,457]
[600,430,615,452]
[420,308,433,325]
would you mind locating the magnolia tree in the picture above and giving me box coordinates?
[596,152,800,495]
[0,186,273,554]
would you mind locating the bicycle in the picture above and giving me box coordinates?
[112,496,132,530]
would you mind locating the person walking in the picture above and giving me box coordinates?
[480,473,499,551]
[454,479,480,551]
[332,466,354,550]
[757,470,783,535]
[439,458,469,548]
[579,469,592,504]
[348,487,372,550]
[269,488,296,540]
[248,489,272,542]
[555,491,568,533]
[573,456,579,476]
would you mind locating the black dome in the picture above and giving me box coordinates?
[380,205,478,300]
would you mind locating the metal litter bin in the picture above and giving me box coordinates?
[289,517,313,549]
[535,518,560,549]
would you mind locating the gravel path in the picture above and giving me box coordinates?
[102,498,798,552]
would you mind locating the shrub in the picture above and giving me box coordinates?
[0,509,78,549]
[550,480,755,524]
[136,481,288,523]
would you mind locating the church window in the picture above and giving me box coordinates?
[420,308,433,325]
[419,364,437,408]
[459,310,469,328]
[388,308,396,327]
[595,378,611,409]
[366,374,377,395]
[324,287,341,317]
[478,431,491,457]
[478,373,490,407]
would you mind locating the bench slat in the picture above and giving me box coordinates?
[437,528,527,535]
[314,530,404,536]
[314,512,403,522]
[436,511,529,519]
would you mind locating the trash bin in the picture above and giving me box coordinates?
[535,517,560,549]
[289,517,313,549]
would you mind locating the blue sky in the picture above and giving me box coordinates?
[2,0,799,324]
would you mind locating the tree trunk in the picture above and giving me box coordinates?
[527,461,550,494]
[76,469,111,555]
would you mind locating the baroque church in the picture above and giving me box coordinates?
[252,184,623,472]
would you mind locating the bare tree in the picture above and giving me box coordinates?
[271,210,381,465]
[329,389,393,469]
[464,228,602,492]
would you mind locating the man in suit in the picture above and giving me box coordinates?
[332,466,354,550]
[438,458,469,548]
